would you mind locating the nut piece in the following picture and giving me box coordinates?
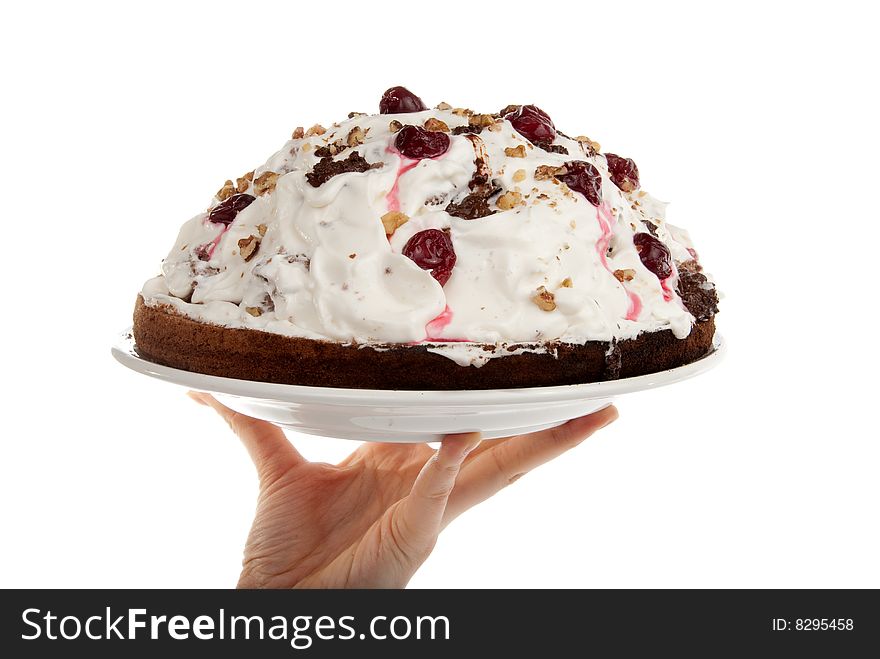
[238,235,260,262]
[512,168,527,183]
[504,145,527,158]
[254,171,279,196]
[534,164,568,181]
[388,119,403,133]
[469,113,496,128]
[236,170,254,193]
[291,126,305,139]
[346,126,366,147]
[424,117,450,133]
[436,101,452,111]
[381,211,409,236]
[532,286,557,311]
[452,107,473,117]
[560,277,573,288]
[305,124,326,137]
[496,190,524,210]
[216,179,235,201]
[614,268,636,282]
[245,306,263,317]
[257,223,267,237]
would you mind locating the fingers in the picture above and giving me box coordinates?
[446,405,619,522]
[187,391,306,480]
[387,433,481,566]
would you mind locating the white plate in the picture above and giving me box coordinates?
[112,331,725,442]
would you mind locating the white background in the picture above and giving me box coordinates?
[1,0,877,588]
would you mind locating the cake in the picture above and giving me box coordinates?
[134,86,719,390]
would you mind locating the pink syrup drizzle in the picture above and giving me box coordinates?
[385,148,419,213]
[660,277,675,302]
[424,305,469,342]
[196,221,228,260]
[595,203,643,321]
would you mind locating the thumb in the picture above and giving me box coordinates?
[383,433,481,579]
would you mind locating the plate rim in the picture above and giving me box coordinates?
[112,329,725,405]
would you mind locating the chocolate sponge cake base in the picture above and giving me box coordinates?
[133,296,715,390]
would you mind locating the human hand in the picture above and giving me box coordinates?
[188,392,618,588]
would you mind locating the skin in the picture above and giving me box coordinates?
[188,392,618,589]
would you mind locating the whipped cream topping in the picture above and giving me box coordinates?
[142,100,711,366]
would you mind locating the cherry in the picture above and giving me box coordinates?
[558,161,603,206]
[395,125,450,159]
[504,104,556,144]
[208,193,255,225]
[380,86,427,114]
[605,153,640,192]
[633,232,672,279]
[402,229,456,286]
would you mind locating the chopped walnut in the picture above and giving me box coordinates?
[236,170,254,193]
[469,113,496,128]
[424,117,450,133]
[381,211,409,236]
[534,164,568,181]
[291,126,305,139]
[216,179,235,201]
[347,111,366,118]
[487,122,503,132]
[614,268,636,282]
[346,126,366,147]
[436,101,452,110]
[305,124,326,137]
[254,171,279,196]
[496,190,524,210]
[257,223,267,237]
[560,277,573,288]
[504,145,527,158]
[499,104,521,116]
[238,235,260,262]
[532,286,557,311]
[512,168,527,183]
[245,306,263,317]
[452,107,473,117]
[388,119,403,133]
[575,135,601,154]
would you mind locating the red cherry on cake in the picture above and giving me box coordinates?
[633,232,672,279]
[395,125,450,160]
[605,153,640,192]
[504,104,556,144]
[380,86,428,114]
[208,193,256,226]
[402,229,456,286]
[558,161,603,206]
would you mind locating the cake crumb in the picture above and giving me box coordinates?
[532,286,557,311]
[381,211,409,236]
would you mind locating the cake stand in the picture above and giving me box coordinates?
[112,331,724,443]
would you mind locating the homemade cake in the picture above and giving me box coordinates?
[134,86,719,390]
